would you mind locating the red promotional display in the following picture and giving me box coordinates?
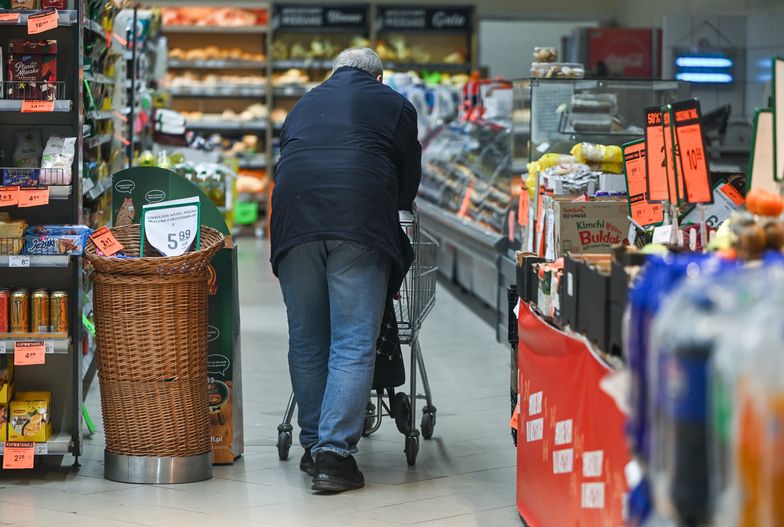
[623,139,664,226]
[645,106,670,202]
[587,28,660,77]
[515,303,630,527]
[662,106,686,204]
[673,99,713,204]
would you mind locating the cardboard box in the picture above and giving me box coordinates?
[546,197,630,258]
[9,391,51,443]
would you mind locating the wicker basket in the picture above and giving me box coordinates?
[89,224,224,459]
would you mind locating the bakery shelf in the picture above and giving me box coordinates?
[272,59,332,70]
[0,255,70,267]
[237,155,268,169]
[385,62,472,73]
[0,336,71,355]
[83,177,112,201]
[86,134,112,148]
[273,85,311,98]
[169,59,267,70]
[0,100,72,112]
[0,432,73,456]
[186,119,267,132]
[164,24,268,34]
[0,9,78,26]
[169,86,267,98]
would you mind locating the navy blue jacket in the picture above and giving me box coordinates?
[270,66,422,291]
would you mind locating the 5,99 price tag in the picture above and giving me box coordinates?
[90,226,123,256]
[3,442,35,469]
[14,341,46,366]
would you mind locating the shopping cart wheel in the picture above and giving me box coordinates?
[277,429,292,461]
[421,407,436,440]
[362,401,377,437]
[405,434,419,466]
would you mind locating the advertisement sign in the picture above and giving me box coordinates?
[376,6,473,32]
[515,303,630,526]
[273,4,369,31]
[587,28,659,78]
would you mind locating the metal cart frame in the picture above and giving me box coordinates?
[276,204,439,465]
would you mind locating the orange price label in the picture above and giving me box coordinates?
[673,99,713,204]
[17,187,49,208]
[518,185,530,226]
[458,180,475,217]
[645,107,670,202]
[14,341,46,366]
[27,9,58,35]
[623,140,664,227]
[720,183,745,206]
[0,186,20,207]
[90,227,123,256]
[0,12,21,22]
[662,108,686,204]
[20,100,55,113]
[2,442,35,469]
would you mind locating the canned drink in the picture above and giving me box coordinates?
[31,289,50,333]
[11,289,29,334]
[0,288,10,333]
[50,291,68,334]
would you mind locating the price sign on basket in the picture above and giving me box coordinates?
[0,186,19,207]
[140,197,201,257]
[21,100,55,113]
[2,442,35,469]
[27,9,58,35]
[14,341,46,366]
[17,187,49,208]
[90,226,123,256]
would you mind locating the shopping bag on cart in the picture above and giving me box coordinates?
[373,296,405,390]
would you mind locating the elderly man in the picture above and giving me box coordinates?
[270,48,421,493]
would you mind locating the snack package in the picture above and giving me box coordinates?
[12,128,43,169]
[571,142,623,164]
[40,136,76,185]
[8,40,57,100]
[25,224,92,236]
[10,0,36,9]
[0,402,7,442]
[40,0,66,8]
[9,391,51,442]
[24,233,88,255]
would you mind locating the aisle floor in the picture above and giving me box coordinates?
[0,240,518,527]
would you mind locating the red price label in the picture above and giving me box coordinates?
[0,186,19,207]
[673,99,713,204]
[14,341,46,366]
[21,100,55,113]
[90,226,124,256]
[2,442,35,469]
[0,12,20,22]
[645,107,670,202]
[458,180,475,217]
[662,108,686,204]
[623,140,664,227]
[17,187,49,208]
[518,185,530,226]
[27,9,58,35]
[720,183,745,206]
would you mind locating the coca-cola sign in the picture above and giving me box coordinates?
[378,6,473,32]
[274,4,368,30]
[587,28,658,78]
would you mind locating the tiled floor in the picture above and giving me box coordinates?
[0,240,519,527]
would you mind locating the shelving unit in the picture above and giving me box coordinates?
[0,3,85,468]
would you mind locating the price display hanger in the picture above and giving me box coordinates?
[622,138,664,229]
[140,197,201,257]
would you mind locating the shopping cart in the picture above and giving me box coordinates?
[275,203,439,466]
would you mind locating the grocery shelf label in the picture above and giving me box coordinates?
[552,448,574,474]
[17,187,49,208]
[581,482,605,509]
[554,419,573,445]
[0,12,20,22]
[90,226,123,256]
[8,255,30,267]
[0,186,19,207]
[141,196,200,257]
[673,99,713,204]
[14,341,46,366]
[526,417,543,442]
[2,442,34,469]
[34,443,48,455]
[582,450,604,477]
[21,100,55,113]
[27,9,58,35]
[623,139,663,227]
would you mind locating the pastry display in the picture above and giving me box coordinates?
[165,72,267,89]
[169,46,265,63]
[181,103,269,124]
[162,7,267,28]
[376,37,467,65]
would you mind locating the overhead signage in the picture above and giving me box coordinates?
[622,139,664,227]
[273,4,369,31]
[377,6,473,32]
[672,99,713,204]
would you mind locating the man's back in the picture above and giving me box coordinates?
[270,66,421,289]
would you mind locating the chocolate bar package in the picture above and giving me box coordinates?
[8,40,57,100]
[25,224,92,236]
[23,233,88,255]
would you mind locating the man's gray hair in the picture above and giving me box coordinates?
[332,48,384,78]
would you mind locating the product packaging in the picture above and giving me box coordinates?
[9,391,51,442]
[40,136,76,185]
[0,355,13,389]
[8,40,58,100]
[40,0,66,8]
[542,196,630,257]
[24,233,89,255]
[11,128,43,171]
[10,0,37,9]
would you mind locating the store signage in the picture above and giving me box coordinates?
[622,139,663,227]
[661,106,686,204]
[0,186,19,207]
[377,6,473,32]
[21,100,54,113]
[14,341,46,366]
[2,442,35,469]
[587,28,657,78]
[273,5,368,30]
[774,58,784,181]
[27,10,58,35]
[17,187,49,208]
[644,106,670,202]
[8,255,30,267]
[672,99,713,204]
[90,226,123,257]
[0,13,21,23]
[140,197,201,257]
[674,51,734,84]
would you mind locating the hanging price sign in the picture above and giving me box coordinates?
[673,99,713,204]
[140,197,201,257]
[0,12,20,22]
[14,341,46,366]
[90,226,123,256]
[21,100,55,113]
[623,139,664,227]
[17,187,49,208]
[644,106,670,202]
[661,106,686,204]
[0,186,19,207]
[27,9,58,35]
[2,442,35,469]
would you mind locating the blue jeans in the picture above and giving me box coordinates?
[278,240,391,458]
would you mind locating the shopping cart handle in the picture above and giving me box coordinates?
[398,210,414,222]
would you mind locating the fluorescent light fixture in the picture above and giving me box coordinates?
[675,72,734,83]
[675,56,733,68]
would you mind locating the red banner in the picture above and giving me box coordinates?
[515,303,630,526]
[587,28,658,78]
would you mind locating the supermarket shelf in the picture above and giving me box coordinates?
[164,24,268,34]
[186,119,267,132]
[83,18,107,40]
[272,59,332,70]
[170,86,266,98]
[0,337,71,354]
[0,255,70,267]
[85,72,113,85]
[49,186,72,200]
[0,433,73,456]
[88,110,114,121]
[0,9,78,26]
[84,177,112,201]
[385,62,473,73]
[0,100,72,112]
[273,85,310,98]
[86,134,112,148]
[168,59,267,70]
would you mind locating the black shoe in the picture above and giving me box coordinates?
[300,446,316,476]
[311,452,365,493]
